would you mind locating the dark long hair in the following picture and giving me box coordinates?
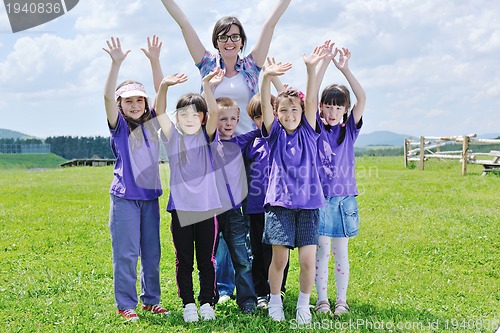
[174,93,209,166]
[321,84,351,144]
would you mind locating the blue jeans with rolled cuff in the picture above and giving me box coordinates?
[216,208,257,309]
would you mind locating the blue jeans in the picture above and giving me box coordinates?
[109,195,161,310]
[215,234,235,297]
[216,209,257,309]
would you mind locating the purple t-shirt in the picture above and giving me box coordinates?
[109,111,162,200]
[164,126,222,213]
[263,117,325,209]
[317,115,362,196]
[210,131,252,211]
[242,129,269,214]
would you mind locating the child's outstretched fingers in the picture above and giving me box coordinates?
[103,37,130,63]
[266,56,277,67]
[322,40,336,61]
[303,45,327,66]
[202,66,221,82]
[264,61,292,76]
[342,48,351,60]
[162,73,188,86]
[333,47,351,70]
[141,35,163,60]
[202,66,224,90]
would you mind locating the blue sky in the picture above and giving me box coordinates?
[0,0,499,138]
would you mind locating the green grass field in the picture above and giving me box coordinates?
[0,153,66,169]
[0,156,498,332]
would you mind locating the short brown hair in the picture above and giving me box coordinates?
[247,93,276,118]
[216,97,240,115]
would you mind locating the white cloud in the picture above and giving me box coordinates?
[0,0,499,138]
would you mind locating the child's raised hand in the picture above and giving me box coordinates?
[321,40,336,62]
[262,56,276,72]
[303,44,328,67]
[263,58,292,77]
[202,66,224,90]
[103,37,130,64]
[333,47,351,71]
[161,73,188,87]
[141,35,163,61]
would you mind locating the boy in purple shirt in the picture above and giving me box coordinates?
[260,47,327,324]
[203,68,258,314]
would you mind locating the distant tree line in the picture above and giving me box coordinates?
[2,136,498,159]
[0,137,114,159]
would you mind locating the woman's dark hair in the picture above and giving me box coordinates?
[320,84,351,144]
[212,16,247,52]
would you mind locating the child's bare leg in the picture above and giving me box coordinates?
[295,244,317,323]
[268,245,289,296]
[298,244,317,294]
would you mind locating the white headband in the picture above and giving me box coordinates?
[115,83,148,100]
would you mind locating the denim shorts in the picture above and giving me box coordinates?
[263,206,319,249]
[319,196,360,238]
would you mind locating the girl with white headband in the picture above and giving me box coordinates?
[103,35,169,322]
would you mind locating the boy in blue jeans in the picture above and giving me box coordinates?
[204,68,257,314]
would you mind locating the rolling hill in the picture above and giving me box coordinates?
[0,128,35,140]
[355,131,412,147]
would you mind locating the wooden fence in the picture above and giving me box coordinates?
[60,158,115,167]
[404,134,500,175]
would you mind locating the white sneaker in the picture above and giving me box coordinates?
[183,303,199,323]
[217,295,231,304]
[268,303,285,321]
[199,303,216,320]
[296,305,312,325]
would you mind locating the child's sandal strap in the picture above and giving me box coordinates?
[335,301,349,311]
[315,300,331,314]
[333,301,350,316]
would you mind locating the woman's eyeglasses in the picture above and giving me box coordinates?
[217,34,241,43]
